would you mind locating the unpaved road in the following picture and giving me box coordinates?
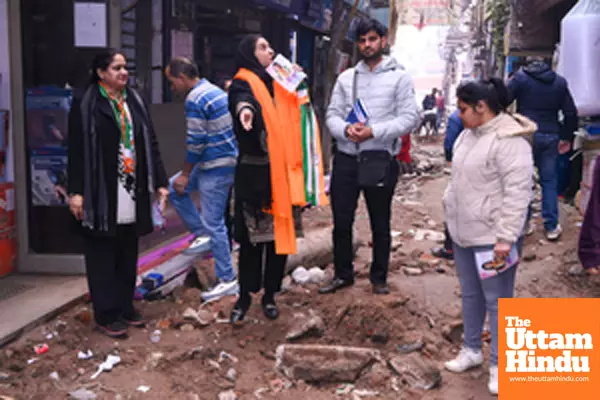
[0,142,597,400]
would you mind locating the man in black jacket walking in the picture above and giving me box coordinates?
[508,57,578,241]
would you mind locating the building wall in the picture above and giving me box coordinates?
[0,0,13,181]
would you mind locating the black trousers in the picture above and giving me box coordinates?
[331,152,399,285]
[237,219,287,295]
[84,224,139,326]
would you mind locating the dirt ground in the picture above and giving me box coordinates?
[1,141,598,400]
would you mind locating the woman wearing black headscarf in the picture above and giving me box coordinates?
[228,35,303,325]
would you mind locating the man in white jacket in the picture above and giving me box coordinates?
[320,18,420,295]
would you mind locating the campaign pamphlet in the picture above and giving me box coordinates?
[474,245,519,280]
[346,99,370,124]
[266,54,307,93]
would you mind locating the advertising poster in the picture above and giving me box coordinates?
[26,87,72,207]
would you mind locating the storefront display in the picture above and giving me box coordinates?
[25,87,71,207]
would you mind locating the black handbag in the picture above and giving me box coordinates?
[357,150,393,187]
[351,70,394,187]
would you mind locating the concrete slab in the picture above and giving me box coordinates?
[0,274,87,346]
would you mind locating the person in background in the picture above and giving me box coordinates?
[578,152,600,276]
[165,58,239,302]
[431,109,464,260]
[321,18,420,295]
[422,88,436,111]
[396,134,414,175]
[508,56,578,241]
[68,50,169,338]
[217,75,236,251]
[420,88,438,136]
[435,89,446,129]
[227,35,305,324]
[443,78,535,396]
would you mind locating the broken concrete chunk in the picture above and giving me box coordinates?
[217,390,237,400]
[388,354,442,390]
[69,388,97,400]
[286,312,326,341]
[402,267,424,276]
[275,344,380,382]
[442,320,464,345]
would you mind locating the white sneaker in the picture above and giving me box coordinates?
[183,236,211,255]
[488,366,498,396]
[444,347,483,373]
[546,224,562,241]
[201,279,239,301]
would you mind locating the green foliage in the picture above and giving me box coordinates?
[486,0,510,75]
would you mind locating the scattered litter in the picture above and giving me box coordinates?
[270,378,292,393]
[180,324,195,332]
[292,266,311,285]
[307,267,326,283]
[576,222,583,227]
[219,351,239,364]
[0,372,9,381]
[424,314,435,328]
[69,388,97,400]
[336,383,355,395]
[397,340,425,354]
[136,385,151,393]
[156,319,172,330]
[77,350,94,360]
[402,266,424,276]
[391,377,401,392]
[150,330,162,343]
[34,344,49,355]
[218,390,237,400]
[48,371,60,381]
[353,389,379,397]
[412,229,445,242]
[253,387,269,399]
[207,359,221,370]
[90,355,121,380]
[391,231,402,238]
[27,358,38,365]
[45,333,54,340]
[226,368,237,383]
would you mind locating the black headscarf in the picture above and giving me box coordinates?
[234,34,273,94]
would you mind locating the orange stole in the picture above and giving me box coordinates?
[234,68,302,255]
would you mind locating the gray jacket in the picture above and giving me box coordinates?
[326,56,420,156]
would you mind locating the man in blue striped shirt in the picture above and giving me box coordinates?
[166,58,239,301]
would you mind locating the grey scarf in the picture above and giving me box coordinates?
[80,86,155,232]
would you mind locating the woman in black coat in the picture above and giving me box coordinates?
[68,50,168,338]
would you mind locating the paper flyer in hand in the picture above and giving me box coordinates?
[346,99,370,124]
[266,54,307,93]
[474,245,519,280]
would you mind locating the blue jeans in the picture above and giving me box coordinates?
[453,242,518,366]
[533,132,559,231]
[169,167,236,282]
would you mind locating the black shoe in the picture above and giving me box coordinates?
[121,310,146,327]
[262,303,280,320]
[319,277,354,294]
[372,283,390,295]
[431,247,454,260]
[230,296,251,326]
[96,321,129,339]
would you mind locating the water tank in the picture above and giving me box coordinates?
[558,0,600,117]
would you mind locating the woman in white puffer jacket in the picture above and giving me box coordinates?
[443,78,536,396]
